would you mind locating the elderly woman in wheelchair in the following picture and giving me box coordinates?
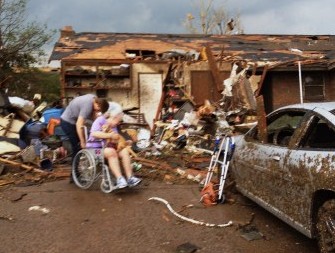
[71,103,142,193]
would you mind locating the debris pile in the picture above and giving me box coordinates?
[0,93,69,187]
[0,58,260,190]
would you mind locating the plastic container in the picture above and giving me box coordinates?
[41,108,64,124]
[47,118,61,135]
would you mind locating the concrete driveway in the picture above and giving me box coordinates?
[0,178,319,253]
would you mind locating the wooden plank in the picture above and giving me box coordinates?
[0,180,15,187]
[152,63,174,136]
[0,157,49,175]
[132,157,174,171]
[205,46,223,92]
[256,96,267,143]
[255,65,268,97]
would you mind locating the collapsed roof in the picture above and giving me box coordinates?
[49,26,335,70]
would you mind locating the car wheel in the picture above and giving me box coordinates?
[317,199,335,253]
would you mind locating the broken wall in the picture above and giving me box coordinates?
[183,61,231,105]
[264,73,300,112]
[62,61,171,129]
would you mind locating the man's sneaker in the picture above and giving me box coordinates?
[116,176,128,189]
[127,176,142,187]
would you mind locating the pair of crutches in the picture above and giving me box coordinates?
[203,135,235,203]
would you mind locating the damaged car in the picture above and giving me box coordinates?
[231,102,335,253]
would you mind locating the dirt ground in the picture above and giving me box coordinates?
[0,161,320,253]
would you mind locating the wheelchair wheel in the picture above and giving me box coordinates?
[72,149,97,189]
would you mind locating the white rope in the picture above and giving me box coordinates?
[148,197,233,228]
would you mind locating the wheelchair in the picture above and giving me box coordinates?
[71,127,117,193]
[72,147,119,193]
[71,110,149,193]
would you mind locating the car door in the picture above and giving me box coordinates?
[233,109,306,211]
[285,112,335,229]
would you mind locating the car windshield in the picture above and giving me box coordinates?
[267,113,304,132]
[246,110,306,146]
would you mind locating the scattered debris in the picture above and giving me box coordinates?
[240,224,265,241]
[176,242,199,253]
[0,214,14,221]
[28,205,50,214]
[0,179,15,187]
[235,212,266,241]
[3,191,27,202]
[148,197,233,228]
[0,66,245,195]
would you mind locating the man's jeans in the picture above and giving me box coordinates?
[60,119,80,159]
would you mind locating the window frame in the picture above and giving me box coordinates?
[303,72,326,101]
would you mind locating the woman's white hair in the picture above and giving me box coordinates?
[105,102,123,118]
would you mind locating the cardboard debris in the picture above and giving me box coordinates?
[0,141,21,154]
[0,114,25,139]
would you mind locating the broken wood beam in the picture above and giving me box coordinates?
[256,96,267,143]
[255,64,268,97]
[132,157,174,171]
[0,180,15,187]
[48,171,71,179]
[153,63,174,136]
[205,45,223,92]
[0,158,49,175]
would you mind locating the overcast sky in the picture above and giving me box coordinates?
[25,0,335,65]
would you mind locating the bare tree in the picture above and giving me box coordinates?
[0,0,54,86]
[183,0,243,35]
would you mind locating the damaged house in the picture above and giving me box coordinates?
[1,26,335,188]
[49,26,335,134]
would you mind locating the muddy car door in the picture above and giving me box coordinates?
[233,110,306,211]
[284,111,335,232]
